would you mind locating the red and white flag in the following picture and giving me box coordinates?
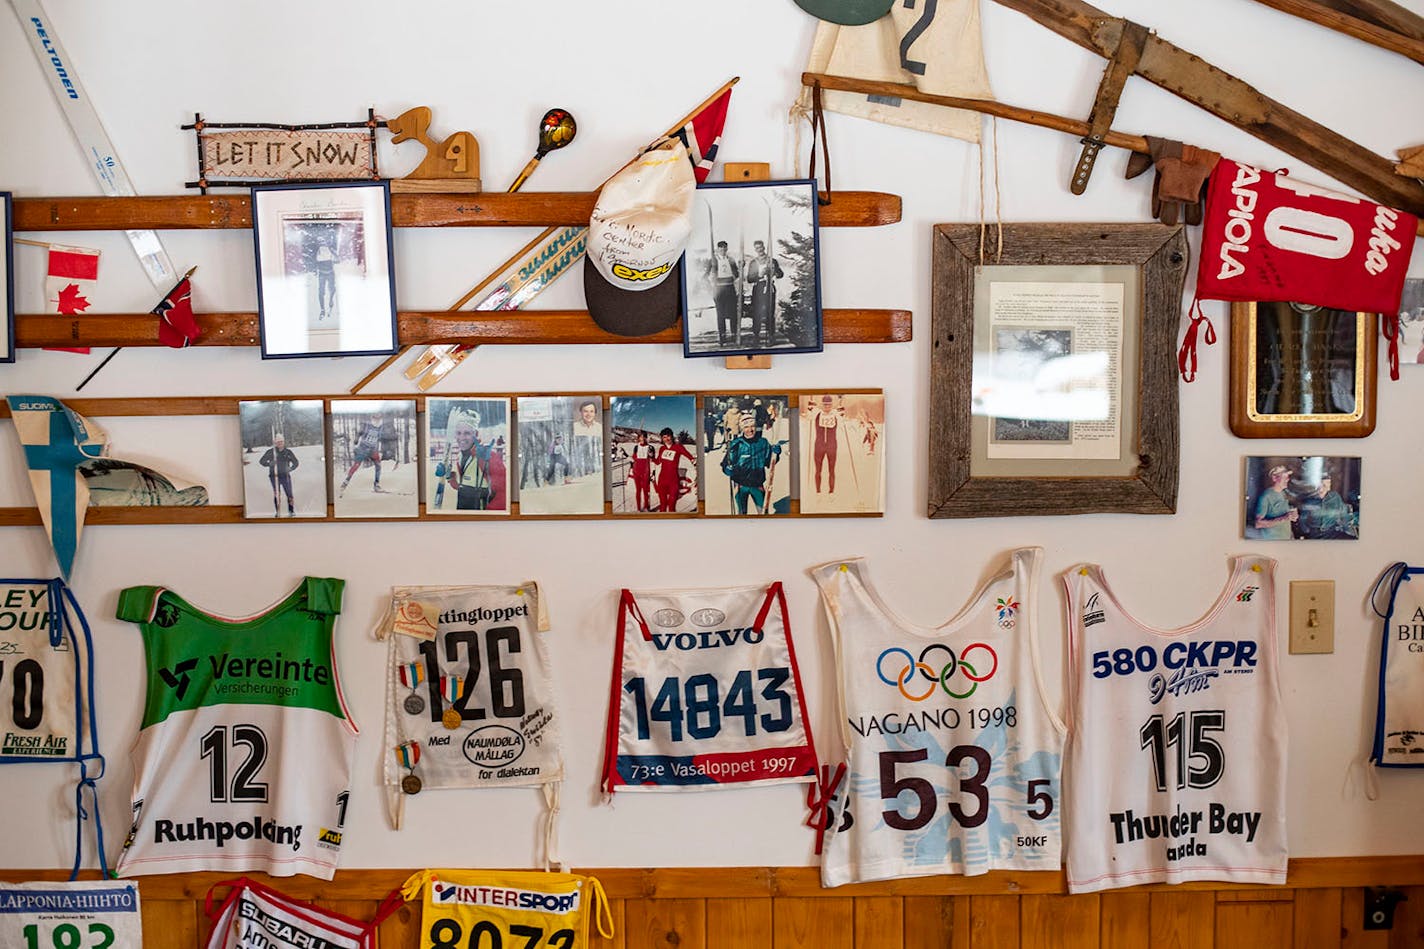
[672,87,732,183]
[45,244,101,354]
[154,276,200,348]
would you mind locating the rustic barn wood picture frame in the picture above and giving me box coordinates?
[928,223,1188,518]
[1228,301,1377,439]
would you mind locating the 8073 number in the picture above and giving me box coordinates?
[428,918,572,949]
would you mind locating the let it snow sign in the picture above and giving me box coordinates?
[185,112,381,190]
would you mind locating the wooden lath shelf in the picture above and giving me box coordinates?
[14,308,910,349]
[10,190,900,230]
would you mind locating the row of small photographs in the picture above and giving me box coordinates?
[238,394,885,519]
[1243,455,1361,541]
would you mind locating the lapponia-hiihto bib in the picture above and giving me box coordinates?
[0,579,107,876]
[601,583,818,797]
[0,880,141,949]
[811,549,1064,886]
[114,578,357,879]
[377,583,564,866]
[1063,558,1287,893]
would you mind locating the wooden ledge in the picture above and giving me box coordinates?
[14,308,912,349]
[11,191,901,231]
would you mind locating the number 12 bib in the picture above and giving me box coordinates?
[601,583,818,795]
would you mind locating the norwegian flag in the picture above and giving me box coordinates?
[671,87,732,183]
[154,276,201,348]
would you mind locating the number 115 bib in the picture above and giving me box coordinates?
[601,583,818,794]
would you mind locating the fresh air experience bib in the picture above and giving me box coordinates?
[1063,557,1288,893]
[114,578,357,879]
[810,549,1064,886]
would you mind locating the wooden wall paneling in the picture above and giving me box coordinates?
[1387,885,1424,948]
[140,899,200,949]
[969,895,1021,949]
[1214,899,1294,949]
[705,897,772,947]
[1021,894,1100,949]
[1292,888,1343,949]
[1100,891,1150,949]
[589,899,626,949]
[1339,888,1390,949]
[376,898,422,949]
[853,896,905,949]
[624,898,706,949]
[902,895,970,949]
[773,896,854,948]
[1149,892,1216,949]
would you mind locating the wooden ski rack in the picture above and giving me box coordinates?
[8,188,906,350]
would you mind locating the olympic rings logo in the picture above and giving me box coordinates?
[875,643,999,700]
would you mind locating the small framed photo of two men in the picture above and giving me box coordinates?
[681,180,823,359]
[252,181,399,359]
[1243,455,1361,541]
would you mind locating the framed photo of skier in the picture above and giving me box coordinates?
[330,399,418,518]
[515,396,605,516]
[425,397,510,515]
[799,392,885,515]
[238,400,328,519]
[252,181,398,359]
[0,192,12,363]
[609,395,699,515]
[1229,301,1376,438]
[703,394,792,516]
[929,223,1187,518]
[681,180,823,359]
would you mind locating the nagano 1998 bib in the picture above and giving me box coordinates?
[114,578,357,879]
[0,579,107,876]
[601,583,818,795]
[1063,557,1288,893]
[401,870,611,949]
[377,583,564,866]
[811,549,1064,886]
[0,881,141,949]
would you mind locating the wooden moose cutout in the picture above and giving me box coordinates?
[386,106,482,192]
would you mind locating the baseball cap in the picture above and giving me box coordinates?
[584,139,695,337]
[792,0,894,26]
[1268,465,1291,477]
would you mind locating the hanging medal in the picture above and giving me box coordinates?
[440,674,465,730]
[396,741,422,794]
[398,660,427,715]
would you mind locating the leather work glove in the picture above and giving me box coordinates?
[1126,136,1221,226]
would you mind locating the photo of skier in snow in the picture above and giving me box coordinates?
[722,411,781,515]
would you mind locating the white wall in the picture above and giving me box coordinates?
[1,0,1421,872]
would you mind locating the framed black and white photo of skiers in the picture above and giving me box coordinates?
[329,399,418,518]
[703,394,792,516]
[252,181,398,359]
[238,400,328,519]
[0,192,12,363]
[681,180,823,359]
[425,397,510,515]
[609,395,699,515]
[515,396,605,516]
[800,392,885,515]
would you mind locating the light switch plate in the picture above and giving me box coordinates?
[1290,580,1335,654]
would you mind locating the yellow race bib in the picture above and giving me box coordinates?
[401,869,612,949]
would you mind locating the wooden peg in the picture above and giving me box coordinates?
[721,162,773,371]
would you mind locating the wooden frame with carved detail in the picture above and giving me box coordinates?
[929,223,1188,518]
[1228,301,1377,438]
[0,192,12,364]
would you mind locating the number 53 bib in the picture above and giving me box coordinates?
[601,582,818,795]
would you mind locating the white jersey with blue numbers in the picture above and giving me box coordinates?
[1063,557,1288,893]
[811,549,1064,886]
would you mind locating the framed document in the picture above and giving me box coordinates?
[928,223,1188,518]
[1229,301,1376,438]
[0,191,12,364]
[252,181,398,359]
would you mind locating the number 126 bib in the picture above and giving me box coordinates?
[601,582,818,794]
